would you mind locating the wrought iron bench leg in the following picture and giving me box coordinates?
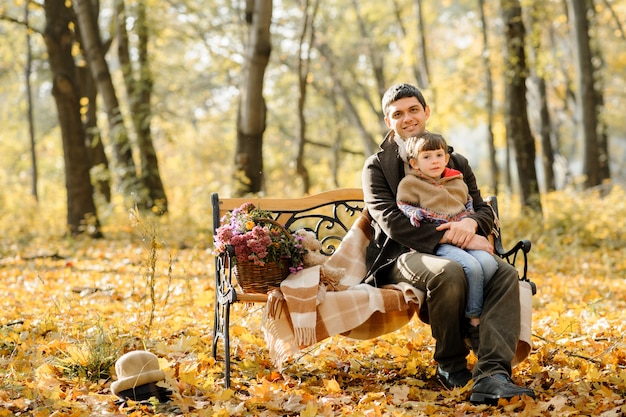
[212,280,220,359]
[213,256,234,388]
[223,301,232,388]
[212,295,233,388]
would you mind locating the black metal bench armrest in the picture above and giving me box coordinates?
[486,196,537,295]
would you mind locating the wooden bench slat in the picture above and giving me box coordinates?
[215,188,364,216]
[236,293,269,303]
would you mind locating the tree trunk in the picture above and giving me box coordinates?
[117,0,168,213]
[568,0,602,189]
[478,0,498,194]
[537,78,556,191]
[351,0,385,99]
[501,0,542,213]
[547,24,572,188]
[76,65,112,203]
[588,1,611,185]
[73,0,144,204]
[25,2,38,201]
[43,0,101,236]
[390,0,431,98]
[235,0,272,196]
[295,0,318,195]
[72,2,112,203]
[412,0,430,91]
[527,2,556,192]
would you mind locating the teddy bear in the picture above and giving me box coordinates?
[293,229,345,289]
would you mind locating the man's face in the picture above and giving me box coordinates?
[384,97,431,139]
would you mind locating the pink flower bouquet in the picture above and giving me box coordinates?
[214,202,306,274]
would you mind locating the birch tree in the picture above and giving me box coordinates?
[234,0,273,196]
[73,0,145,205]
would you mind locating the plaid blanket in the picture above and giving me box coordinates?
[262,212,532,370]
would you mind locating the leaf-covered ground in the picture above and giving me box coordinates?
[1,190,626,416]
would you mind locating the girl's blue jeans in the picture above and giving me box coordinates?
[436,244,499,319]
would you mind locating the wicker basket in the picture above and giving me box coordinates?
[233,260,290,294]
[232,218,292,294]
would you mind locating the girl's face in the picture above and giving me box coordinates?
[409,148,450,180]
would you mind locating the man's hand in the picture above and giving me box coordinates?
[463,234,494,254]
[437,218,490,251]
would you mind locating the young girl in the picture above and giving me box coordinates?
[396,132,498,352]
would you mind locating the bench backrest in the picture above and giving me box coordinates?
[211,189,365,255]
[211,191,517,265]
[211,189,531,285]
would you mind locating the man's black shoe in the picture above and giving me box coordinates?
[470,373,535,404]
[437,366,472,389]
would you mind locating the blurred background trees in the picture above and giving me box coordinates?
[0,0,624,235]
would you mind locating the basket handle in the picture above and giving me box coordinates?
[253,217,292,239]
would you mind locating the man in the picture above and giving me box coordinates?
[361,83,535,403]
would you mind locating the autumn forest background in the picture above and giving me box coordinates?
[1,0,625,415]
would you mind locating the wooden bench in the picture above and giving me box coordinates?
[211,189,535,388]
